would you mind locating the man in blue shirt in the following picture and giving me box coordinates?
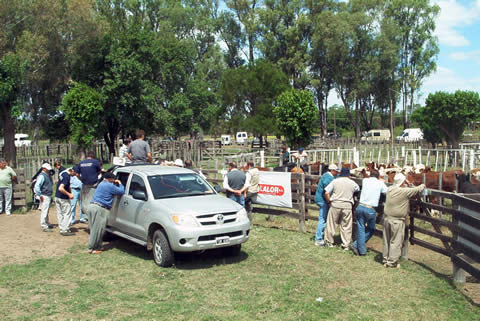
[55,168,75,236]
[34,163,54,232]
[350,170,388,256]
[70,174,87,225]
[314,164,339,246]
[87,172,125,254]
[74,151,102,215]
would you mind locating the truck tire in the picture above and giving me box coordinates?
[152,229,174,267]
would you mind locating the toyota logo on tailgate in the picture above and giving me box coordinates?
[216,214,224,224]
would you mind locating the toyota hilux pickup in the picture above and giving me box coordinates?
[82,164,250,267]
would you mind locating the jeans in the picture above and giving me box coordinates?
[71,189,87,223]
[314,203,329,241]
[228,193,245,207]
[55,198,72,233]
[353,205,377,255]
[0,186,13,214]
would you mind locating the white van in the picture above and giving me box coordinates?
[236,132,248,144]
[15,134,32,147]
[221,135,231,145]
[360,129,391,143]
[396,128,423,142]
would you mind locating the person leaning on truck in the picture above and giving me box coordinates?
[382,173,425,268]
[87,172,125,254]
[0,159,17,216]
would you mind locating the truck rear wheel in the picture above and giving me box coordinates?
[152,229,174,267]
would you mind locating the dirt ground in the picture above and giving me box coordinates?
[0,206,90,266]
[1,208,479,305]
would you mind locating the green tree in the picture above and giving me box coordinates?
[274,88,317,148]
[0,54,25,165]
[61,83,104,152]
[412,91,480,148]
[220,60,289,141]
[384,0,439,129]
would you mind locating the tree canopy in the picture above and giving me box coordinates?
[412,91,480,148]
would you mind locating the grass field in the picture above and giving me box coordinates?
[1,216,479,320]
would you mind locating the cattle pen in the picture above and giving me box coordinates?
[205,169,480,284]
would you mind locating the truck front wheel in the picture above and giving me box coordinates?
[152,230,174,267]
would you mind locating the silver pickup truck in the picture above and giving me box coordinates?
[82,165,250,267]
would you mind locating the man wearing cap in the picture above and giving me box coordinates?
[55,168,76,236]
[0,159,16,216]
[126,129,152,164]
[383,173,425,268]
[87,172,125,254]
[350,170,388,256]
[323,167,360,249]
[314,164,339,246]
[223,161,249,207]
[34,163,54,231]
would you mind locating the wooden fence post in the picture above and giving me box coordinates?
[451,198,466,284]
[299,172,306,232]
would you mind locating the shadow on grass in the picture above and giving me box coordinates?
[106,236,249,269]
[174,248,249,270]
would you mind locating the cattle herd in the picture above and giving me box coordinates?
[274,161,480,194]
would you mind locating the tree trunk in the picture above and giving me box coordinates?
[1,104,17,166]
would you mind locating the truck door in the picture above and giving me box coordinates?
[108,171,131,227]
[116,173,150,239]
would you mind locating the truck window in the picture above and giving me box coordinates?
[117,172,130,187]
[129,174,147,199]
[374,132,380,136]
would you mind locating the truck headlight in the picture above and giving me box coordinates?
[236,208,248,222]
[172,214,198,227]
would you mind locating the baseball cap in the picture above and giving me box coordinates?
[328,164,338,171]
[298,147,304,152]
[394,173,406,186]
[174,159,184,167]
[339,167,350,177]
[41,163,52,171]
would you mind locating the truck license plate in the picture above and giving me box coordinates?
[216,236,230,245]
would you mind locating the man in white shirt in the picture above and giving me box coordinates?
[350,170,388,256]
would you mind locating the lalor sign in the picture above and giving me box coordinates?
[256,171,292,208]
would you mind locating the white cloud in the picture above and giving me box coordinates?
[420,66,480,102]
[449,50,480,63]
[434,0,480,47]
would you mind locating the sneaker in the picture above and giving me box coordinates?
[6,213,11,216]
[314,240,325,247]
[350,244,360,256]
[79,219,88,223]
[42,228,54,232]
[60,231,75,236]
[89,250,103,254]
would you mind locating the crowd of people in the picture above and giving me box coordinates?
[1,135,425,265]
[313,164,425,268]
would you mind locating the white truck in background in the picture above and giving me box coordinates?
[396,128,423,143]
[0,133,32,147]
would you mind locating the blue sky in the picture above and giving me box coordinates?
[422,0,480,102]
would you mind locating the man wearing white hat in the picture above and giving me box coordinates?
[382,173,425,268]
[34,163,54,232]
[313,164,339,246]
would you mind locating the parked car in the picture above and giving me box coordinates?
[396,128,423,143]
[360,129,391,143]
[236,131,248,144]
[251,137,269,148]
[83,165,251,267]
[221,134,232,145]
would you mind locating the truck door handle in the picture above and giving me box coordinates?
[123,200,129,206]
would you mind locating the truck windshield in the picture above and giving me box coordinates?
[148,174,214,199]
